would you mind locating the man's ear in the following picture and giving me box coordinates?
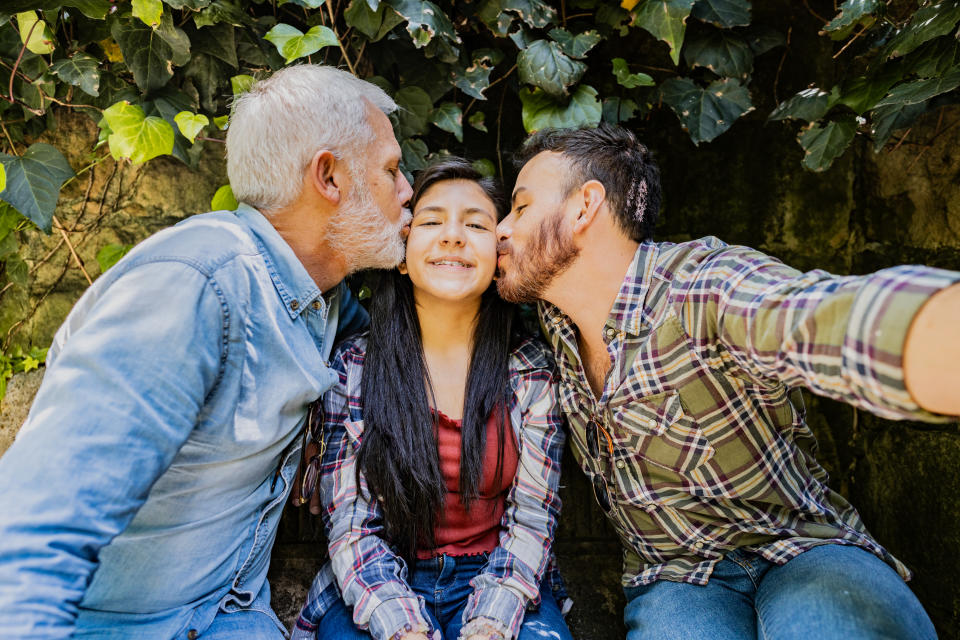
[572,179,606,235]
[308,149,342,205]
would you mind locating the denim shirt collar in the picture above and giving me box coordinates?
[235,203,324,319]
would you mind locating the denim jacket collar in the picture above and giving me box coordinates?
[236,203,323,319]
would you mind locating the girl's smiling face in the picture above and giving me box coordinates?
[401,179,499,305]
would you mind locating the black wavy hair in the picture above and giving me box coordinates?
[355,157,517,567]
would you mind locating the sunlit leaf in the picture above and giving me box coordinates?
[548,28,602,58]
[659,76,754,144]
[519,84,602,132]
[132,0,163,27]
[230,74,255,95]
[15,12,55,55]
[211,184,238,210]
[518,39,587,96]
[798,116,856,172]
[612,58,655,88]
[174,111,208,144]
[0,143,75,233]
[264,24,339,64]
[96,243,133,272]
[690,0,750,28]
[0,165,5,193]
[631,0,696,66]
[101,101,175,164]
[430,102,463,142]
[468,111,488,132]
[50,53,100,97]
[768,86,838,122]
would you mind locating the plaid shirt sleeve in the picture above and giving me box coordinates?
[675,244,960,421]
[321,338,434,640]
[461,338,566,640]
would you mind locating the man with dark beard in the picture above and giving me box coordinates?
[0,65,412,639]
[495,123,960,640]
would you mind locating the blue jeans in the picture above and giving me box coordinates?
[318,553,573,640]
[624,544,936,640]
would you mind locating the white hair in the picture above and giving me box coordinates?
[226,64,397,212]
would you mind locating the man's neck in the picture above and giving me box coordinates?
[268,202,348,293]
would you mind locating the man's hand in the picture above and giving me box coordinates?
[903,282,960,416]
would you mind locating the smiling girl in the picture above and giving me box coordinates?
[291,158,573,640]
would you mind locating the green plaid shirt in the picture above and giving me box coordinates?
[540,237,958,587]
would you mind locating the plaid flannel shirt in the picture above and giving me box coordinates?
[540,237,959,588]
[292,333,566,640]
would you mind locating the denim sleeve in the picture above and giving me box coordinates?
[0,260,226,639]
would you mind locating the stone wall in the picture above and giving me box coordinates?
[2,24,960,637]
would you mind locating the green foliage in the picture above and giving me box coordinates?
[96,243,133,271]
[0,144,74,233]
[0,346,47,401]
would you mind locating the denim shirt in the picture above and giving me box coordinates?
[0,204,367,639]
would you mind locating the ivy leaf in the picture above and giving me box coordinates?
[612,58,654,88]
[143,88,200,165]
[823,0,878,33]
[384,0,461,49]
[659,76,754,144]
[477,0,515,37]
[744,25,785,56]
[6,255,28,288]
[101,101,175,165]
[874,68,960,108]
[880,1,960,60]
[683,28,753,79]
[96,243,133,272]
[631,0,697,66]
[174,111,208,143]
[0,165,5,193]
[211,184,238,210]
[400,137,429,176]
[768,86,838,122]
[230,74,254,96]
[345,0,402,40]
[64,0,112,20]
[430,102,463,142]
[191,22,238,69]
[837,65,902,113]
[213,114,229,129]
[15,12,55,55]
[798,116,857,172]
[602,96,639,123]
[870,101,927,151]
[518,39,587,96]
[193,1,251,28]
[264,24,339,64]
[690,0,751,28]
[394,86,433,138]
[132,0,163,27]
[548,28,602,58]
[519,84,602,133]
[111,14,191,91]
[0,143,75,234]
[902,38,959,79]
[50,53,100,97]
[472,158,496,177]
[468,111,487,132]
[502,0,557,28]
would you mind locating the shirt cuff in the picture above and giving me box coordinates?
[463,586,525,640]
[368,595,432,640]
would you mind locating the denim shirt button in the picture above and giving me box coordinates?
[289,300,299,311]
[187,630,198,640]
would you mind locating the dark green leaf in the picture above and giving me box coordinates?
[631,0,697,66]
[190,23,238,69]
[874,68,960,107]
[659,76,754,144]
[612,57,655,88]
[502,0,557,28]
[519,84,602,132]
[468,111,488,132]
[394,86,432,137]
[518,39,587,96]
[50,52,100,97]
[193,0,250,27]
[838,65,903,113]
[881,1,960,59]
[870,101,927,151]
[683,28,753,79]
[400,137,429,175]
[823,0,878,32]
[798,116,857,172]
[548,28,602,59]
[596,3,630,36]
[472,159,496,177]
[96,243,132,272]
[345,0,390,39]
[509,26,535,50]
[768,86,838,122]
[0,143,75,233]
[384,0,461,49]
[430,102,463,142]
[477,0,515,37]
[690,0,751,28]
[111,14,190,91]
[183,53,229,113]
[901,37,960,79]
[5,255,28,288]
[64,0,112,19]
[164,0,213,9]
[602,96,640,123]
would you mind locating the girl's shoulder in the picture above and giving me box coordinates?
[508,334,555,375]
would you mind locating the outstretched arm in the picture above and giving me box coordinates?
[903,282,960,415]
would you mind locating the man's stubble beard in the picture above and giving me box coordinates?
[496,210,580,303]
[327,171,411,274]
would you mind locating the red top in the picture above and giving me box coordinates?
[417,409,519,559]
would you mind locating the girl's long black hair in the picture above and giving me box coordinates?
[356,158,517,567]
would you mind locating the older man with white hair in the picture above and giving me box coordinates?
[0,65,412,640]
